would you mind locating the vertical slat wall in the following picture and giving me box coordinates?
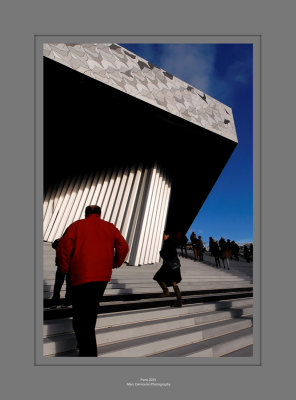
[43,164,171,266]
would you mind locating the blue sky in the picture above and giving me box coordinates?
[120,43,253,245]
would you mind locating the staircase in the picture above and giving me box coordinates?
[43,242,253,357]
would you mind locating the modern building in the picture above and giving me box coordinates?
[43,43,237,266]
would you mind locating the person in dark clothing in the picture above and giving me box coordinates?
[178,232,188,258]
[191,233,198,261]
[198,236,204,261]
[212,240,221,268]
[209,237,214,256]
[249,243,253,260]
[153,231,183,307]
[219,237,230,269]
[244,245,251,263]
[50,238,72,309]
[231,240,240,261]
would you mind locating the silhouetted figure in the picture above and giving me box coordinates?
[219,237,231,269]
[56,205,129,357]
[244,245,251,263]
[212,240,221,268]
[191,233,199,261]
[249,243,253,261]
[153,231,183,307]
[50,238,72,309]
[198,236,204,261]
[209,237,214,256]
[231,240,240,261]
[178,232,188,258]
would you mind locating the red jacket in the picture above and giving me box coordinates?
[56,214,129,286]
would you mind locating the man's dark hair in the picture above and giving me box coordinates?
[85,205,101,216]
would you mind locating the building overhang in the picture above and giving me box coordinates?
[44,43,238,235]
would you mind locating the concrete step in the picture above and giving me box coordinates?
[44,299,252,357]
[44,306,252,356]
[44,277,250,285]
[222,344,253,357]
[44,286,253,307]
[94,317,253,357]
[44,297,253,337]
[43,282,253,300]
[51,319,252,357]
[44,289,253,320]
[148,327,253,357]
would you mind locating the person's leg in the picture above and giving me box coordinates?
[72,281,107,357]
[193,248,198,261]
[171,282,182,307]
[157,281,171,297]
[64,274,72,306]
[51,268,66,307]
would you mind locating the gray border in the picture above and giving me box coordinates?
[36,35,259,366]
[3,0,296,398]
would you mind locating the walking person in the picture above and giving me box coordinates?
[56,205,129,357]
[178,232,188,258]
[50,238,72,309]
[219,238,231,269]
[212,240,221,268]
[153,231,183,307]
[244,245,251,263]
[209,236,214,256]
[191,232,199,261]
[198,236,204,261]
[231,240,240,261]
[249,243,253,261]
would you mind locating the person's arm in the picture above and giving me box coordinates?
[56,225,76,274]
[113,227,129,268]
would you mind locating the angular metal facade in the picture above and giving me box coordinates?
[43,43,238,266]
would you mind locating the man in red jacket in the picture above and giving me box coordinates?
[56,205,129,357]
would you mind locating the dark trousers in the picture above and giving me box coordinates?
[71,281,108,357]
[52,268,72,302]
[180,246,187,258]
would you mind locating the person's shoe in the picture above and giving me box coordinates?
[61,300,72,308]
[158,282,171,297]
[170,299,183,307]
[160,290,171,297]
[50,298,59,309]
[171,285,183,307]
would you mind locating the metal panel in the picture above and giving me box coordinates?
[43,179,64,235]
[43,163,172,267]
[47,176,77,242]
[104,168,123,222]
[110,166,129,225]
[145,169,163,264]
[52,174,83,239]
[44,177,71,240]
[134,166,157,266]
[115,166,136,231]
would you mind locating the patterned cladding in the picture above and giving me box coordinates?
[43,43,237,143]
